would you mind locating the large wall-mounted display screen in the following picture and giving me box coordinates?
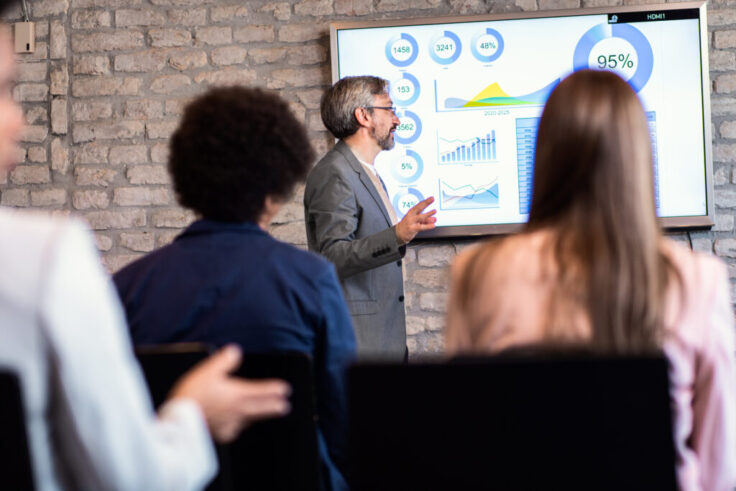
[331,1,714,238]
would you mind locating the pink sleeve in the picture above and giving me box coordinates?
[690,260,736,491]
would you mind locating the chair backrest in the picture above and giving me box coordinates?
[135,344,320,491]
[0,370,35,490]
[348,352,677,491]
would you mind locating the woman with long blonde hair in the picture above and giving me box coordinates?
[445,70,736,490]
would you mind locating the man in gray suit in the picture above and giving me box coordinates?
[304,76,436,360]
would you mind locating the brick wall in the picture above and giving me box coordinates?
[0,0,732,355]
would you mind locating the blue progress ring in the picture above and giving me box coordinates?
[392,72,421,106]
[391,149,424,184]
[392,188,425,218]
[394,110,422,145]
[385,33,419,67]
[430,30,462,65]
[471,28,504,63]
[572,23,653,93]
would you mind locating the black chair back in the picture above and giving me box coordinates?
[349,352,677,491]
[135,344,320,491]
[0,370,35,490]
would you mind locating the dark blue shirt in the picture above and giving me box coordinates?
[113,220,356,491]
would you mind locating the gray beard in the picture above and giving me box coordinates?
[371,126,395,151]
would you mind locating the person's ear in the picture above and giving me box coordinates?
[354,106,371,127]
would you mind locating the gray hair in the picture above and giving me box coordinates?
[320,76,389,139]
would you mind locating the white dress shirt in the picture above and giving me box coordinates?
[359,159,398,225]
[0,209,216,491]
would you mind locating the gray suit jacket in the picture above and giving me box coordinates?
[304,140,406,359]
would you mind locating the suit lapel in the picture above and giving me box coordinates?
[335,141,394,227]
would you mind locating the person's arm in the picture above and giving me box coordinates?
[306,169,404,279]
[445,248,479,354]
[39,219,216,491]
[689,260,736,491]
[313,266,357,489]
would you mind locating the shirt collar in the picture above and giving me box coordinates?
[177,219,266,240]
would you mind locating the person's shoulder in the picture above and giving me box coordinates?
[270,238,334,276]
[452,230,543,275]
[0,210,95,306]
[113,239,174,284]
[661,238,726,284]
[0,209,96,262]
[307,142,352,179]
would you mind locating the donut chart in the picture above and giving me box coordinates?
[385,33,419,67]
[391,73,420,106]
[391,149,424,184]
[430,30,462,65]
[392,188,425,217]
[394,110,422,144]
[572,23,653,92]
[471,28,504,63]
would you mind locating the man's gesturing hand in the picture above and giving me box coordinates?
[395,196,437,245]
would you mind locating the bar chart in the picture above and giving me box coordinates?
[438,131,497,164]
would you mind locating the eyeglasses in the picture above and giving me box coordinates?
[365,105,397,114]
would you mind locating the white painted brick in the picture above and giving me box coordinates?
[150,74,191,94]
[31,189,66,206]
[120,231,155,252]
[1,189,29,207]
[73,142,109,164]
[17,63,48,82]
[50,21,66,59]
[334,0,372,14]
[27,146,47,163]
[72,77,140,97]
[21,125,49,143]
[51,98,68,135]
[72,31,144,52]
[295,0,333,16]
[233,25,275,43]
[277,23,324,43]
[146,121,178,140]
[127,165,170,184]
[168,49,207,71]
[114,49,167,72]
[10,165,51,184]
[152,208,195,227]
[109,145,148,165]
[193,69,257,87]
[417,245,456,267]
[71,10,112,29]
[83,209,146,230]
[148,28,192,47]
[211,5,250,22]
[168,8,207,25]
[50,138,70,174]
[72,101,113,121]
[194,26,232,46]
[73,120,144,143]
[211,46,247,66]
[72,55,110,75]
[258,3,291,20]
[14,83,49,102]
[95,233,113,251]
[115,9,166,27]
[75,167,117,186]
[114,187,170,206]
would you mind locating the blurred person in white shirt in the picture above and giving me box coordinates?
[0,6,290,489]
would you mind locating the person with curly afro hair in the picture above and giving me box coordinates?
[114,86,357,491]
